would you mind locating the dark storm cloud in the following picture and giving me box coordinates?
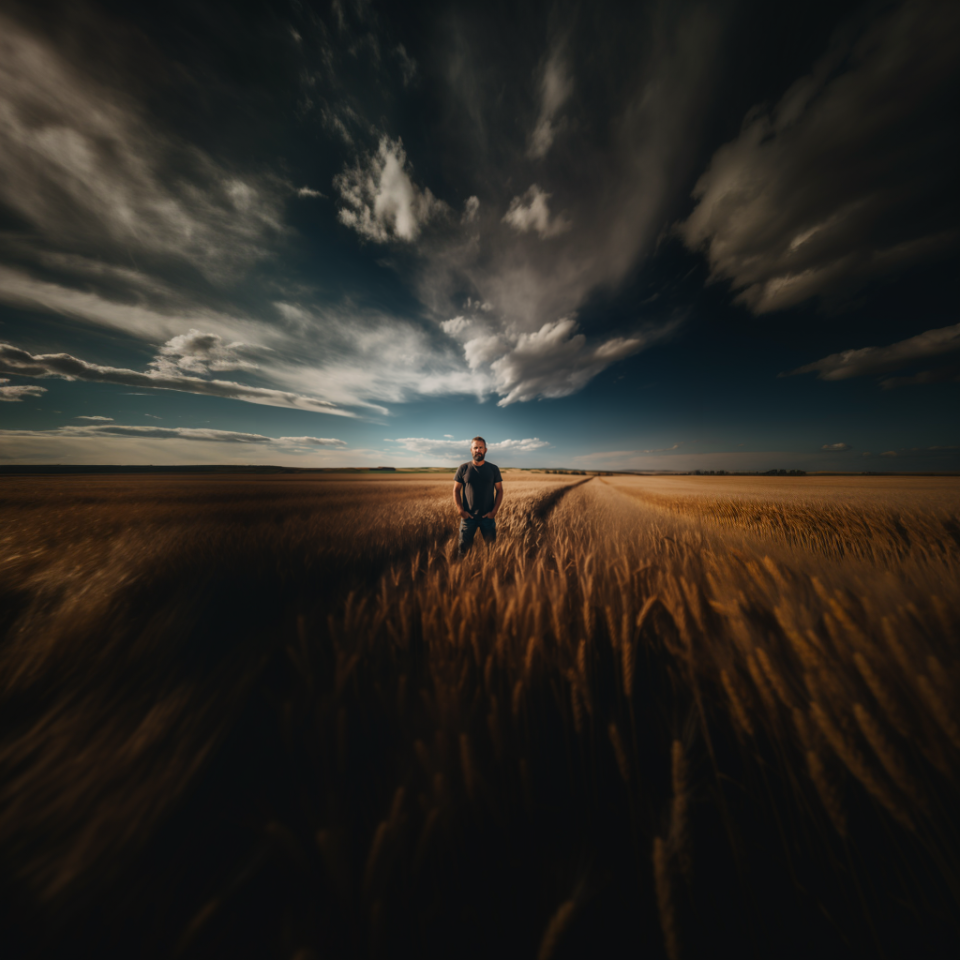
[680,0,960,313]
[787,322,960,384]
[0,342,350,416]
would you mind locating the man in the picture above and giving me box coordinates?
[453,436,503,555]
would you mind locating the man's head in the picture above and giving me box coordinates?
[470,436,487,463]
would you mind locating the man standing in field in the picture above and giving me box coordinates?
[453,437,503,556]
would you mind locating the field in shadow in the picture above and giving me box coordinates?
[0,473,958,959]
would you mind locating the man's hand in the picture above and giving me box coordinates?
[482,510,497,519]
[459,508,472,519]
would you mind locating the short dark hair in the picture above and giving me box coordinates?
[471,436,486,446]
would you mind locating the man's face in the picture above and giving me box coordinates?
[471,441,486,462]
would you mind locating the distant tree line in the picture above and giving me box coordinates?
[689,469,807,476]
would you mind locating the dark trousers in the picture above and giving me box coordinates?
[458,515,497,555]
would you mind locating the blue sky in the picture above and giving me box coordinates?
[1,0,958,470]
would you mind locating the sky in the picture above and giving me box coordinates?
[0,0,958,471]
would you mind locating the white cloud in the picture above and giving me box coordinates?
[387,436,549,463]
[334,136,449,242]
[0,11,283,280]
[529,48,573,159]
[488,317,675,406]
[438,312,679,406]
[679,1,960,313]
[0,342,352,417]
[821,442,851,452]
[461,196,480,224]
[502,185,571,239]
[153,329,263,375]
[0,378,46,401]
[787,322,960,382]
[1,423,346,446]
[297,186,326,199]
[279,436,348,448]
[75,415,113,421]
[0,426,356,467]
[0,266,269,346]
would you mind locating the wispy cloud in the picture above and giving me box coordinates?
[387,436,549,462]
[880,445,958,458]
[75,415,113,421]
[528,46,573,160]
[335,136,449,243]
[1,424,346,446]
[502,185,571,239]
[679,0,959,312]
[476,317,680,407]
[0,378,46,402]
[821,442,851,451]
[786,322,960,383]
[0,10,284,281]
[0,342,351,416]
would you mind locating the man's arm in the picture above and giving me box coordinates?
[453,481,471,519]
[484,481,503,519]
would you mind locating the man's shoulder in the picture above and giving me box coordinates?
[455,461,471,477]
[487,462,502,477]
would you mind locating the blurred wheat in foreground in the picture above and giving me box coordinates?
[0,471,958,959]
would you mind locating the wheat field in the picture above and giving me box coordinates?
[0,471,958,959]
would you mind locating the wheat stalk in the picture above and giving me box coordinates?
[811,701,913,831]
[669,739,691,878]
[917,674,960,751]
[537,899,576,960]
[720,669,755,738]
[653,836,680,960]
[608,721,630,782]
[853,703,926,813]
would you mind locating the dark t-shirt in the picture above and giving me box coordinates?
[455,461,503,517]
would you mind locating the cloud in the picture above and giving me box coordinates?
[0,266,270,346]
[880,445,958,459]
[0,378,46,401]
[642,444,682,454]
[502,185,571,239]
[388,436,549,462]
[880,367,960,390]
[679,0,960,312]
[297,186,326,199]
[787,322,960,382]
[461,196,480,224]
[486,317,678,406]
[0,424,346,446]
[280,436,348,448]
[334,136,449,242]
[0,342,352,417]
[821,442,851,452]
[529,48,573,159]
[408,4,726,403]
[153,329,263,375]
[75,415,113,421]
[0,10,283,280]
[395,44,417,86]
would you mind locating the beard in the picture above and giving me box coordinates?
[473,451,485,461]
